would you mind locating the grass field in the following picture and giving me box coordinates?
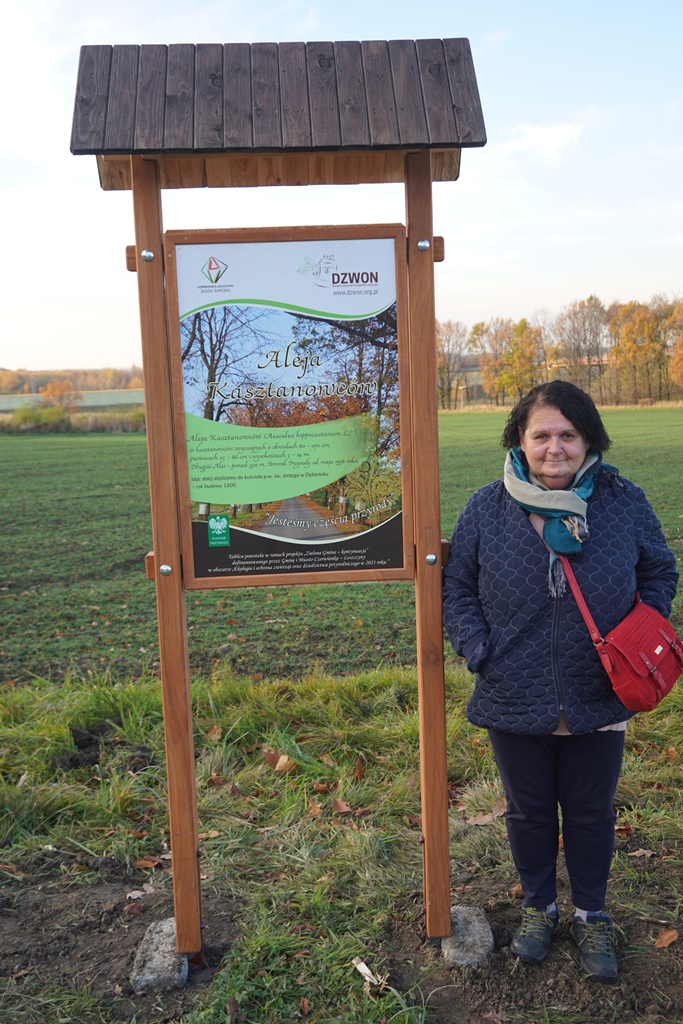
[1,409,683,1023]
[1,408,681,685]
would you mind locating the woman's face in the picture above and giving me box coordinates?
[519,405,590,490]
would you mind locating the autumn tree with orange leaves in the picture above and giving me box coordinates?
[39,379,82,413]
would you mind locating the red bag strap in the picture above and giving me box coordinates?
[557,554,604,646]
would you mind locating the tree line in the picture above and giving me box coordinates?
[437,295,683,407]
[0,366,144,395]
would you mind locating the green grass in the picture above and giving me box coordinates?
[2,410,683,1022]
[0,664,477,1023]
[2,663,683,1022]
[2,408,681,684]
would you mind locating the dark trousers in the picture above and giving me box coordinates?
[487,728,625,911]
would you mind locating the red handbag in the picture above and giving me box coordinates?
[559,555,683,712]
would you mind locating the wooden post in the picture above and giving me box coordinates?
[405,149,451,938]
[130,155,203,953]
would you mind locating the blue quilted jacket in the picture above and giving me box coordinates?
[443,471,678,735]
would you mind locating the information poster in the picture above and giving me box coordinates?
[167,228,410,584]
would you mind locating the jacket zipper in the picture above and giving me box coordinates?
[552,593,565,722]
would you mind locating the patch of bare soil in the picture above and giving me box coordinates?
[0,850,239,1023]
[3,841,683,1023]
[385,852,683,1024]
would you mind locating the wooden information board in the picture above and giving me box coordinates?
[72,35,487,954]
[164,225,414,588]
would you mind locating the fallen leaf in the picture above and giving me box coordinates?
[353,807,372,818]
[198,830,220,839]
[275,754,296,774]
[316,872,334,882]
[10,969,30,980]
[300,997,311,1016]
[468,812,495,825]
[615,821,633,838]
[655,928,679,948]
[313,781,329,793]
[509,883,523,899]
[207,723,222,741]
[483,1012,510,1024]
[230,783,244,797]
[407,815,422,828]
[320,753,336,767]
[558,834,564,851]
[208,771,225,787]
[126,889,147,900]
[133,857,161,869]
[114,984,123,994]
[628,848,655,858]
[353,619,363,627]
[353,757,367,781]
[467,797,507,826]
[263,748,283,769]
[308,800,323,818]
[123,903,142,916]
[332,798,353,814]
[663,746,679,762]
[238,810,257,820]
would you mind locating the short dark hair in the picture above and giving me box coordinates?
[501,381,611,453]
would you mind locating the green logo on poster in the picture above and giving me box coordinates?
[208,514,230,546]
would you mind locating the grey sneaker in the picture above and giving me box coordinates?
[570,912,618,983]
[510,907,559,964]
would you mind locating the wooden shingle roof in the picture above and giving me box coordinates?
[71,39,486,191]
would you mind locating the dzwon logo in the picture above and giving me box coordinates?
[297,255,336,287]
[201,257,228,284]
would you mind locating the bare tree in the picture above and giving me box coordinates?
[436,319,469,408]
[555,296,607,399]
[181,305,277,421]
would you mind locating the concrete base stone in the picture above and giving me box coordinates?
[441,905,494,967]
[130,917,189,992]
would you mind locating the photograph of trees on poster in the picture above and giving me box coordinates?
[180,301,401,543]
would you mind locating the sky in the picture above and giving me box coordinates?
[1,0,681,371]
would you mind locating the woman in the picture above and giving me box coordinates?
[443,381,678,983]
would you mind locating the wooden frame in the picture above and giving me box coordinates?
[164,224,414,590]
[405,151,451,937]
[129,151,452,952]
[129,153,452,949]
[130,155,202,953]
